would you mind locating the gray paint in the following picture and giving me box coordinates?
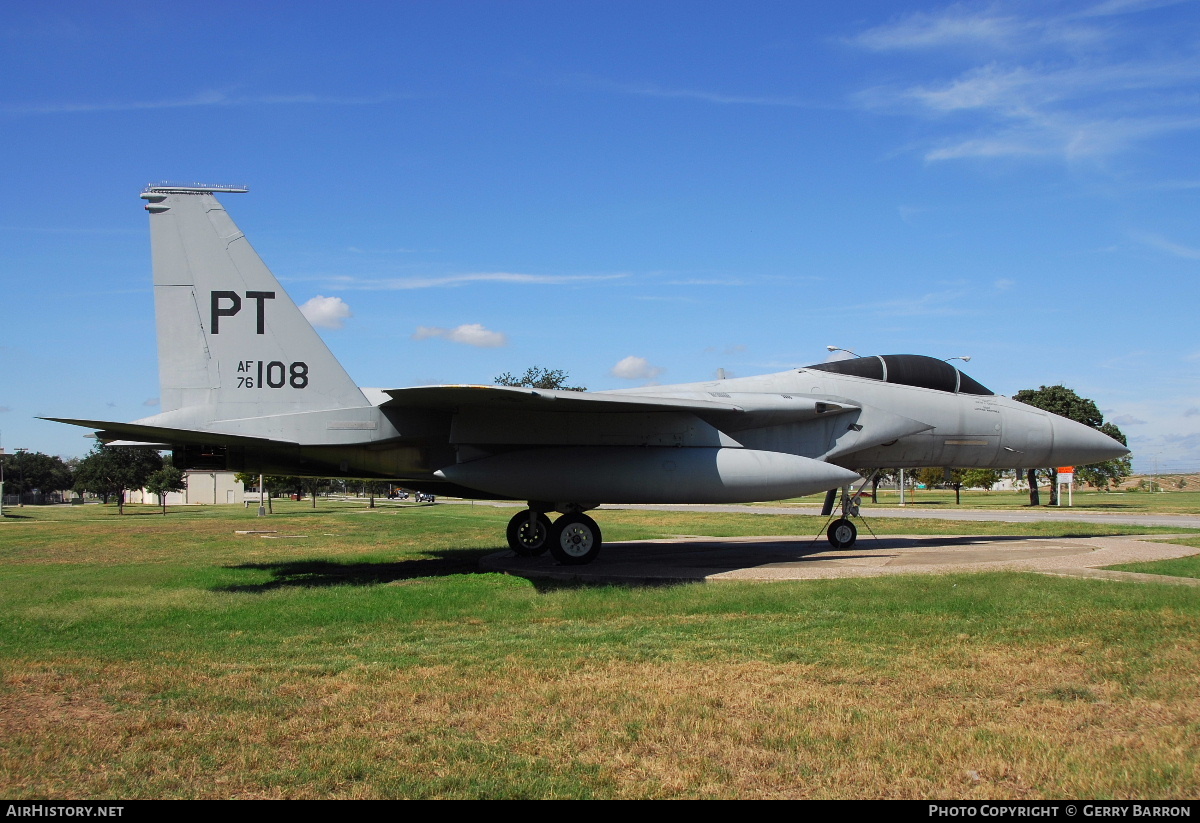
[49,186,1128,512]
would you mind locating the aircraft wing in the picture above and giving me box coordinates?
[381,385,859,428]
[99,439,177,449]
[381,385,744,413]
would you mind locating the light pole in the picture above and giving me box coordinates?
[826,345,860,358]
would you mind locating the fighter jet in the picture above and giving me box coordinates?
[48,185,1129,565]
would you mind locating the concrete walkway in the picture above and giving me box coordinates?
[442,497,1200,530]
[481,533,1200,586]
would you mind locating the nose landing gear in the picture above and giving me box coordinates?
[820,477,876,549]
[827,517,858,549]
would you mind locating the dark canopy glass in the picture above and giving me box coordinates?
[804,354,993,396]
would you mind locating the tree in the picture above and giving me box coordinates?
[961,468,1001,492]
[1013,385,1125,505]
[303,477,331,508]
[145,466,187,515]
[855,468,899,503]
[913,467,968,503]
[72,445,164,514]
[362,480,390,508]
[3,451,74,499]
[495,366,586,392]
[914,467,946,491]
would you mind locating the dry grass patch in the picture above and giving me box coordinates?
[4,639,1198,799]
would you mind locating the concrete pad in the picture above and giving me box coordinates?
[480,533,1200,585]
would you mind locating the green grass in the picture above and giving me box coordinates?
[2,501,1200,798]
[1104,536,1200,579]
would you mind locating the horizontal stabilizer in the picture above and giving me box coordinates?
[41,417,297,448]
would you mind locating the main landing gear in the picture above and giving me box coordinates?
[506,507,604,565]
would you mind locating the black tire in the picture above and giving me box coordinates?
[827,518,857,549]
[548,513,603,565]
[506,511,552,556]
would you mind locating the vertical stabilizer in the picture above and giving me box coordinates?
[141,185,368,420]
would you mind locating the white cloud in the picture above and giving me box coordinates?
[412,323,508,348]
[850,5,1200,163]
[575,76,811,108]
[1183,407,1200,417]
[664,278,746,286]
[300,295,353,329]
[853,10,1027,52]
[1132,232,1200,260]
[851,290,969,318]
[1111,414,1147,425]
[610,355,665,380]
[143,398,159,407]
[850,3,1124,54]
[3,90,398,116]
[994,278,1015,290]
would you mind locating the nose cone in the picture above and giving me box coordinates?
[1050,416,1130,466]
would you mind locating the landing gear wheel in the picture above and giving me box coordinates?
[548,513,603,565]
[506,511,552,556]
[827,518,857,549]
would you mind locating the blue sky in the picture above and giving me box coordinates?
[2,0,1198,474]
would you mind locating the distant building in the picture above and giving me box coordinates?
[125,470,244,506]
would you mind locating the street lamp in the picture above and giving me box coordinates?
[944,356,972,363]
[826,345,860,358]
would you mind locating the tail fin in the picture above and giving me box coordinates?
[141,184,368,420]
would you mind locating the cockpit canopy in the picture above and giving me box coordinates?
[804,354,994,396]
